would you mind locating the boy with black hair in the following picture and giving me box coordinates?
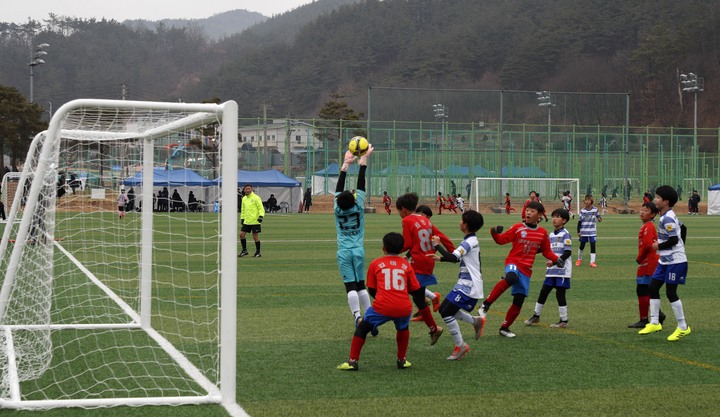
[395,193,452,345]
[334,146,374,331]
[639,185,691,341]
[525,208,573,328]
[337,232,425,371]
[478,201,563,338]
[629,201,666,328]
[430,210,485,360]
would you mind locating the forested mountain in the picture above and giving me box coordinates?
[0,0,718,128]
[124,9,267,41]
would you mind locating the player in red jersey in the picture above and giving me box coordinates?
[382,191,392,215]
[477,200,563,337]
[396,193,452,345]
[435,192,447,215]
[629,201,665,328]
[520,191,538,221]
[337,232,426,371]
[505,192,516,215]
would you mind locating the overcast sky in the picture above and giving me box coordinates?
[4,1,314,24]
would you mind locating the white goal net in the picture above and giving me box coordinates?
[0,99,246,415]
[473,177,581,215]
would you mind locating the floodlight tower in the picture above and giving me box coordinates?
[433,103,448,191]
[28,43,50,103]
[536,91,555,150]
[680,72,703,181]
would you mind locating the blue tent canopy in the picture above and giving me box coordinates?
[122,168,215,186]
[439,164,490,177]
[501,166,547,177]
[709,184,720,191]
[378,165,434,176]
[216,169,301,187]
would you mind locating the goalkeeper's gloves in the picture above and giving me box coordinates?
[554,257,565,268]
[491,225,504,234]
[257,216,263,223]
[358,145,374,166]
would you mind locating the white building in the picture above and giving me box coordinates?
[238,120,323,153]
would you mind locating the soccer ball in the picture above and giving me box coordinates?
[348,136,369,157]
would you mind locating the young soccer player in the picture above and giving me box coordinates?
[524,208,573,328]
[435,192,446,215]
[629,201,666,328]
[520,191,537,221]
[639,185,691,341]
[505,192,516,215]
[430,210,486,360]
[575,194,602,267]
[117,189,128,219]
[382,191,392,215]
[334,146,374,330]
[337,232,425,371]
[477,201,562,338]
[561,190,574,218]
[455,194,466,212]
[445,194,459,214]
[395,194,452,345]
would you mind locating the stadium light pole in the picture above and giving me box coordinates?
[536,91,555,142]
[433,104,448,193]
[28,43,50,103]
[680,72,703,182]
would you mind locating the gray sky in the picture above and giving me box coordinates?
[4,1,314,24]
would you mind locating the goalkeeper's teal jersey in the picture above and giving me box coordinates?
[334,189,366,250]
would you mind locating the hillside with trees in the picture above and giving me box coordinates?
[0,0,718,128]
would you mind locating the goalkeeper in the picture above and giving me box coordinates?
[239,183,265,257]
[334,145,374,331]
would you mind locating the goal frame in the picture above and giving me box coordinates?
[473,177,581,215]
[0,99,246,416]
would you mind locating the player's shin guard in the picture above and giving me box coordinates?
[485,279,511,305]
[349,335,366,361]
[443,316,463,347]
[502,303,523,329]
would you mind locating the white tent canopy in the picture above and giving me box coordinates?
[707,184,720,215]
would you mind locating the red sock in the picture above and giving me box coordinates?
[638,295,650,320]
[396,329,409,360]
[486,279,511,305]
[502,303,522,328]
[419,306,437,332]
[349,335,366,361]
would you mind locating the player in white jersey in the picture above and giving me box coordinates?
[575,195,602,267]
[525,208,573,328]
[638,185,691,341]
[561,191,574,218]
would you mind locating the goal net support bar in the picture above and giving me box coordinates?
[0,99,247,416]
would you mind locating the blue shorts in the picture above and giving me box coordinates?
[636,275,652,286]
[415,273,438,287]
[579,236,597,243]
[363,306,411,332]
[651,262,687,285]
[337,248,365,284]
[505,264,531,297]
[543,276,571,289]
[445,289,479,312]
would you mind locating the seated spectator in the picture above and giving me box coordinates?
[266,194,280,213]
[188,191,200,212]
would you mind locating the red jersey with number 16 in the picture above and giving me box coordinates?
[491,222,557,277]
[366,255,420,318]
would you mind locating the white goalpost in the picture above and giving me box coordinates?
[473,177,581,215]
[0,99,247,416]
